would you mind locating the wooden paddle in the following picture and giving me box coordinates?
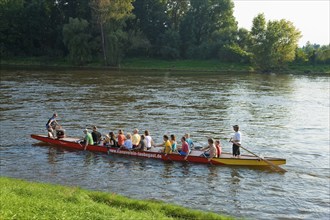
[238,145,287,173]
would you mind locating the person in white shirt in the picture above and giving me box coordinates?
[144,130,154,150]
[230,125,242,158]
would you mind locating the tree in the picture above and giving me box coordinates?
[130,0,169,56]
[63,18,92,65]
[179,0,237,59]
[165,0,189,31]
[250,13,301,71]
[0,0,64,56]
[90,0,134,66]
[159,29,181,59]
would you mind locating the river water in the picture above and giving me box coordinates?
[0,68,329,219]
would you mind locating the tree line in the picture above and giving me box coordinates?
[1,0,329,72]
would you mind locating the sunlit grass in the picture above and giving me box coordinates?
[0,177,233,220]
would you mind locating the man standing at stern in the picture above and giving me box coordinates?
[230,125,242,158]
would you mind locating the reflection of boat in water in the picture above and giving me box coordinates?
[31,134,286,167]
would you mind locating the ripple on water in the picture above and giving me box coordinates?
[0,70,329,220]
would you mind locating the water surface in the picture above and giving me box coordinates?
[0,68,329,219]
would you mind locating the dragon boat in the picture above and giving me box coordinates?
[31,134,286,167]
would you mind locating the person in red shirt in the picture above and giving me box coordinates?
[117,129,126,146]
[178,136,189,160]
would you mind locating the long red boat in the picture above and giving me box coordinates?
[31,134,286,168]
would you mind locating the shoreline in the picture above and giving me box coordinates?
[1,57,329,74]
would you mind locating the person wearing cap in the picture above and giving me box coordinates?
[46,113,59,139]
[91,126,102,145]
[82,129,94,150]
[132,128,141,149]
[230,125,242,158]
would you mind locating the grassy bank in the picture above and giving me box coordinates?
[1,57,329,74]
[0,177,232,220]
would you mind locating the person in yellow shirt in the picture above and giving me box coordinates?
[132,128,141,149]
[156,135,172,154]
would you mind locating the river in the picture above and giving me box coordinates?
[0,68,329,219]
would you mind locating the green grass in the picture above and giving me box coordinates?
[1,56,329,74]
[0,177,233,220]
[121,58,252,72]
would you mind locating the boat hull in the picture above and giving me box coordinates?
[31,134,286,167]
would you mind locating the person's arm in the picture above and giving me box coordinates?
[202,146,209,151]
[155,142,164,147]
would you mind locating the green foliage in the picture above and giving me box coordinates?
[130,0,170,56]
[63,17,92,65]
[218,44,252,63]
[296,42,330,65]
[105,29,128,66]
[0,0,327,69]
[179,0,237,59]
[250,14,301,72]
[91,0,135,66]
[126,29,151,57]
[0,177,232,220]
[316,46,330,64]
[159,29,181,59]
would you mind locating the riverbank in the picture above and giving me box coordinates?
[0,177,232,220]
[1,57,329,74]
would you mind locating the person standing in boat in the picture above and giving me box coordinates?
[82,129,94,150]
[230,125,241,158]
[46,113,59,139]
[91,126,102,145]
[132,128,141,149]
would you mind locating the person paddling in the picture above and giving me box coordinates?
[202,138,217,162]
[46,113,59,139]
[82,129,94,150]
[230,125,241,158]
[156,135,172,155]
[91,126,102,145]
[177,136,189,160]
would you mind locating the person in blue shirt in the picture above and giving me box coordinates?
[184,133,194,151]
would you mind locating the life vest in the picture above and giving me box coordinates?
[215,145,221,158]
